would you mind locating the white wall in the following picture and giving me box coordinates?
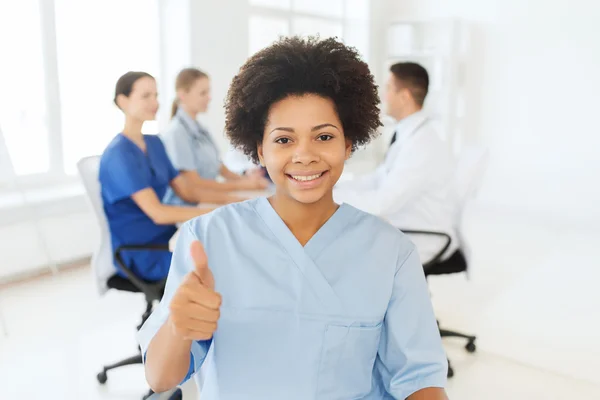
[388,0,600,228]
[387,0,600,383]
[0,194,96,281]
[187,0,251,154]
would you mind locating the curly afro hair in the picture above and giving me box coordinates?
[224,36,382,164]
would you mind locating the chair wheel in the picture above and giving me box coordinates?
[447,365,455,378]
[97,371,108,384]
[142,389,154,400]
[466,340,477,353]
[169,388,183,400]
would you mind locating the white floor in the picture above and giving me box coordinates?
[1,207,599,399]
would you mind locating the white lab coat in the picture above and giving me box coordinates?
[334,111,458,264]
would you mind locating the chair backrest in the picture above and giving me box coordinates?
[76,155,115,295]
[453,145,490,263]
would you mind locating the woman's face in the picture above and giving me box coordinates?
[258,94,351,205]
[179,77,211,115]
[118,76,159,122]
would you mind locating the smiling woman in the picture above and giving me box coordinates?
[138,36,449,400]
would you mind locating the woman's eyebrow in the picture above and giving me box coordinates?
[269,123,340,135]
[311,123,340,132]
[269,127,295,135]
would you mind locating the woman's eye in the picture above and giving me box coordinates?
[275,137,290,144]
[317,134,333,141]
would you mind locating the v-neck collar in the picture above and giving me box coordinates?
[253,197,356,259]
[252,197,357,312]
[120,133,148,154]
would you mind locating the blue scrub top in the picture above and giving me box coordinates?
[161,107,222,206]
[99,133,179,281]
[138,197,447,398]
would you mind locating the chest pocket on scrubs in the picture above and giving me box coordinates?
[317,322,383,399]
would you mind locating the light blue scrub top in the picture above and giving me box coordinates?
[137,197,447,399]
[161,107,222,206]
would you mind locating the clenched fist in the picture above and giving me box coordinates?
[168,240,221,341]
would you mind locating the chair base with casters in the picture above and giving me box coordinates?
[76,157,181,399]
[402,230,477,378]
[427,249,477,378]
[95,245,169,400]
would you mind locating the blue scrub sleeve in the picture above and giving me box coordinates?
[161,125,198,172]
[376,247,448,398]
[155,136,181,182]
[102,149,151,204]
[137,221,212,384]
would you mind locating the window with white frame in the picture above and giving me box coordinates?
[0,0,162,188]
[248,0,370,60]
[54,0,161,175]
[0,0,50,178]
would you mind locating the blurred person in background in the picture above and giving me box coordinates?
[335,62,457,265]
[99,71,220,281]
[161,68,269,206]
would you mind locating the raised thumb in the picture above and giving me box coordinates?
[190,240,214,289]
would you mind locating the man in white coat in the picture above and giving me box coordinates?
[334,62,457,265]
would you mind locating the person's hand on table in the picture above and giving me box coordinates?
[239,176,269,190]
[244,167,265,179]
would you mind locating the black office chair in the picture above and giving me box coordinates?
[96,245,168,393]
[400,145,490,378]
[77,156,182,400]
[402,230,476,378]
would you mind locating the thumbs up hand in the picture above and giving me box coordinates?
[168,240,221,341]
[190,240,215,290]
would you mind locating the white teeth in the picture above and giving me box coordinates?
[291,173,323,182]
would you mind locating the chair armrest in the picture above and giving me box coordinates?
[399,230,452,270]
[114,244,170,300]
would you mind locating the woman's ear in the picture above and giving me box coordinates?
[345,139,352,160]
[257,144,265,166]
[176,88,186,103]
[115,94,127,111]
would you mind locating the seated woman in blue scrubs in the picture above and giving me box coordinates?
[161,68,270,206]
[99,71,223,282]
[138,38,449,399]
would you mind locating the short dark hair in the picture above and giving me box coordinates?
[114,71,154,108]
[225,36,382,164]
[389,62,429,106]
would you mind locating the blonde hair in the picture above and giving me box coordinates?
[171,68,209,118]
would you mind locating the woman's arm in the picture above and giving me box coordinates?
[377,247,448,399]
[140,223,213,392]
[145,321,194,392]
[220,164,244,181]
[131,188,214,225]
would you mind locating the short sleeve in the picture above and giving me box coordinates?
[153,136,180,182]
[136,220,212,385]
[161,123,198,172]
[100,146,151,204]
[376,247,448,398]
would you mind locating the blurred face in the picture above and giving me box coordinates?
[178,77,211,115]
[257,94,351,205]
[117,76,159,122]
[384,73,410,120]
